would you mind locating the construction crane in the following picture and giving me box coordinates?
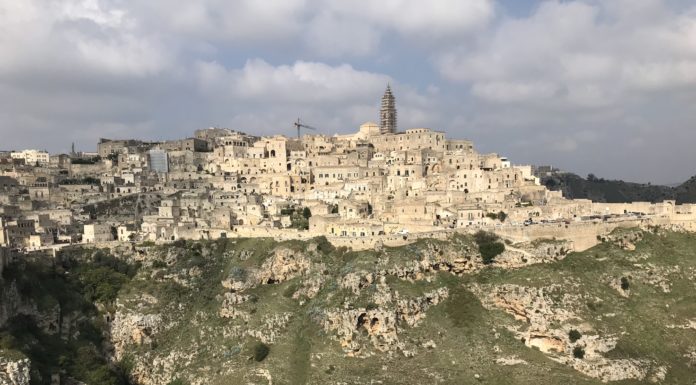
[293,118,317,139]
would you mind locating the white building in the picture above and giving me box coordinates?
[11,149,50,165]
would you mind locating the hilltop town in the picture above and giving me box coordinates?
[2,87,696,385]
[2,86,695,258]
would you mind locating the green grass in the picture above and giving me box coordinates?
[0,248,136,384]
[4,230,696,384]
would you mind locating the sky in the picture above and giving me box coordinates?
[0,0,695,184]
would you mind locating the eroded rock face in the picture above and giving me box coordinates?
[604,229,644,251]
[245,312,293,344]
[570,359,648,382]
[256,247,311,285]
[321,288,448,356]
[476,284,578,330]
[219,293,251,320]
[92,231,688,384]
[221,247,311,291]
[0,356,30,385]
[292,273,324,300]
[129,350,195,385]
[379,239,573,283]
[341,271,374,295]
[473,283,657,383]
[110,310,163,360]
[495,240,573,269]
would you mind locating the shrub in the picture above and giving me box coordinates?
[302,207,312,219]
[474,230,499,245]
[573,346,585,359]
[474,231,505,265]
[253,342,270,362]
[479,242,505,265]
[620,277,630,291]
[151,260,167,269]
[568,329,582,343]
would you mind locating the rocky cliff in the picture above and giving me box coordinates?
[2,230,696,384]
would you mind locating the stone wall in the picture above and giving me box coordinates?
[490,219,647,251]
[327,231,450,250]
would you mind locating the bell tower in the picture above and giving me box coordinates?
[379,84,397,134]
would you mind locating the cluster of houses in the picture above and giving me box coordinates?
[2,88,696,253]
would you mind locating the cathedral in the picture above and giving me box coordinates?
[380,84,397,134]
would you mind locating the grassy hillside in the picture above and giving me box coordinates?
[2,231,696,384]
[0,250,138,384]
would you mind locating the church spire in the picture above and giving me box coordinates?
[380,84,396,134]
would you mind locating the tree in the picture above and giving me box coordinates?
[253,342,270,362]
[479,242,505,264]
[573,346,585,359]
[620,277,630,291]
[302,207,312,219]
[568,329,582,343]
[474,231,505,265]
[497,211,507,222]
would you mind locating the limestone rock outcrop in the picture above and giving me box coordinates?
[110,310,163,360]
[0,357,30,385]
[222,247,311,292]
[473,283,657,382]
[321,288,448,356]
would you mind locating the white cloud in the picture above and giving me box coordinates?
[438,0,696,104]
[141,0,307,43]
[196,59,391,103]
[304,12,380,57]
[0,0,169,77]
[127,0,494,56]
[472,81,558,103]
[321,0,494,38]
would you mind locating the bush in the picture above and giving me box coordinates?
[474,231,505,265]
[573,346,585,359]
[568,329,582,343]
[479,243,505,265]
[253,342,270,362]
[290,211,309,230]
[620,277,630,291]
[302,207,312,219]
[474,231,499,245]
